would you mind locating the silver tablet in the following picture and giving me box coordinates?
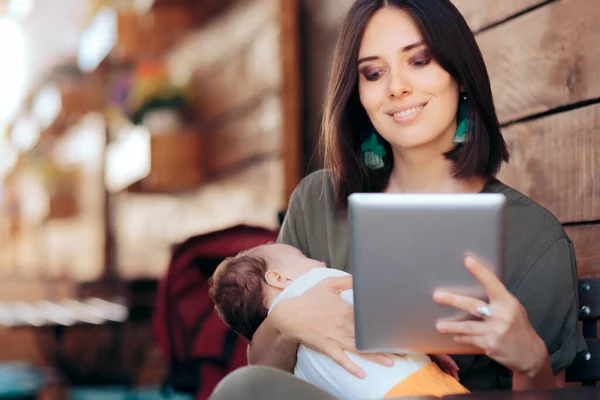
[348,192,506,355]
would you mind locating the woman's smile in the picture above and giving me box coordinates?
[386,101,428,124]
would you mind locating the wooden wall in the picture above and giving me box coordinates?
[114,0,300,278]
[301,0,598,278]
[451,0,600,279]
[1,0,301,282]
[0,0,301,381]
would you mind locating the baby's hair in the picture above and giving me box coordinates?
[209,249,270,341]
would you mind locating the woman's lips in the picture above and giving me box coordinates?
[388,102,428,124]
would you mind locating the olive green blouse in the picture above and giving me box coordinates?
[277,169,587,392]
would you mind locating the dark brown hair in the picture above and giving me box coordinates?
[323,0,509,208]
[208,251,269,341]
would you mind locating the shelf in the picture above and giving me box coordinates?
[107,130,207,194]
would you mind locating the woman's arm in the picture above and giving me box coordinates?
[247,311,299,372]
[248,277,393,378]
[268,174,393,376]
[511,336,555,391]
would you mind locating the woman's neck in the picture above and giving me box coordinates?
[386,145,487,194]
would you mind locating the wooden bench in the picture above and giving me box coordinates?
[565,278,600,386]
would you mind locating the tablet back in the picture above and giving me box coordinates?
[348,192,506,354]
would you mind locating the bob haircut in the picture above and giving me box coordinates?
[322,0,509,208]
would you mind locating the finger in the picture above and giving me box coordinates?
[430,354,460,380]
[436,319,488,335]
[452,334,485,350]
[342,323,355,339]
[322,276,353,293]
[442,354,459,372]
[442,362,460,381]
[328,347,366,379]
[430,354,459,371]
[432,291,488,317]
[338,335,358,353]
[464,254,508,301]
[450,367,460,381]
[337,336,395,367]
[340,303,356,338]
[353,352,395,367]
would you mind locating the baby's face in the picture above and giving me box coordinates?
[260,243,326,284]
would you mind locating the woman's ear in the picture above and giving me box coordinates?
[265,270,289,290]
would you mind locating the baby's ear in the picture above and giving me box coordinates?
[265,270,288,289]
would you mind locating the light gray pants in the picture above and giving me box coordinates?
[208,366,439,399]
[209,366,336,400]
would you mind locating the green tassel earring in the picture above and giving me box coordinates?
[361,131,386,169]
[453,93,471,144]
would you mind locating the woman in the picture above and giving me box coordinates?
[248,0,586,392]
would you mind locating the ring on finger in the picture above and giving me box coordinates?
[475,304,492,318]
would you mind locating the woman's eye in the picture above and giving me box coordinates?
[410,51,432,68]
[410,58,430,67]
[364,71,383,81]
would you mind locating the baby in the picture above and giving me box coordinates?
[209,243,469,399]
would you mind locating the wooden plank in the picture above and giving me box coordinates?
[303,0,354,28]
[153,0,236,25]
[207,93,282,174]
[190,21,282,123]
[0,279,75,302]
[0,329,46,364]
[112,5,195,63]
[498,104,600,223]
[0,241,16,277]
[167,0,278,79]
[451,0,547,32]
[280,0,302,208]
[565,224,600,278]
[476,0,600,123]
[304,0,544,33]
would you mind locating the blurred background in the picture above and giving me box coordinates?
[0,0,598,399]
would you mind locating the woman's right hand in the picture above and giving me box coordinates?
[269,275,394,379]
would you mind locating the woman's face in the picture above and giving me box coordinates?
[357,7,460,152]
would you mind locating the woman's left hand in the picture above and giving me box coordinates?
[432,255,548,375]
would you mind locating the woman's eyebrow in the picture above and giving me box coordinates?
[400,40,424,53]
[357,55,379,65]
[357,41,424,65]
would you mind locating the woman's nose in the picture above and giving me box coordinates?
[389,71,413,98]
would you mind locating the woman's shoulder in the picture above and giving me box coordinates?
[293,169,334,200]
[485,179,571,284]
[485,178,566,240]
[289,169,338,215]
[283,170,349,269]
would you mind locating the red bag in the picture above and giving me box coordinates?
[153,225,279,399]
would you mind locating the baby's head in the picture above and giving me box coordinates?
[209,243,326,340]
